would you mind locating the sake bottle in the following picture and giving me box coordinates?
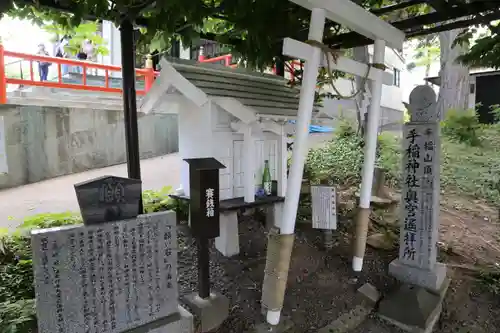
[262,160,272,195]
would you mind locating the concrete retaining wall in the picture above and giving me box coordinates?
[0,103,178,189]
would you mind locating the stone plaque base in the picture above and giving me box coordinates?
[388,260,447,293]
[183,292,229,332]
[148,306,194,333]
[252,316,294,333]
[378,276,451,333]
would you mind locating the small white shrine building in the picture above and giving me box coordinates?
[141,58,327,203]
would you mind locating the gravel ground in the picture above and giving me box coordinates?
[175,215,398,333]
[175,214,500,333]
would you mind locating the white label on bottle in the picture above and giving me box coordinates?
[264,182,272,195]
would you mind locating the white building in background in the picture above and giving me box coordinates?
[319,45,406,127]
[100,21,123,71]
[99,20,406,125]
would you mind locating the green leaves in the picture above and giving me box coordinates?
[0,185,185,332]
[42,21,109,57]
[3,0,414,69]
[0,299,36,333]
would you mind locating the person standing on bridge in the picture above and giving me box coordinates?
[37,43,51,82]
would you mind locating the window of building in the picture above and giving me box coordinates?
[393,68,401,87]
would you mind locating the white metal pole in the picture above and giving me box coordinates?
[352,39,386,272]
[266,7,326,326]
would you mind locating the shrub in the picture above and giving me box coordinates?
[0,186,182,333]
[489,104,500,123]
[441,108,482,146]
[305,132,364,186]
[304,124,400,187]
[377,132,402,187]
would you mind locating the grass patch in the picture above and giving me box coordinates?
[0,186,186,333]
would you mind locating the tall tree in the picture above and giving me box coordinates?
[437,28,470,118]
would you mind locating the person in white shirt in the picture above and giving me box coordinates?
[55,37,69,75]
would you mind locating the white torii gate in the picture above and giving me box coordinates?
[264,0,405,326]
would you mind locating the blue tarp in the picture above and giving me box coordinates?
[289,120,334,133]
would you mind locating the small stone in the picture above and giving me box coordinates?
[357,283,381,305]
[366,233,395,250]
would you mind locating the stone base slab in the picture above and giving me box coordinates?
[252,316,294,333]
[389,260,447,293]
[183,292,229,332]
[378,276,451,333]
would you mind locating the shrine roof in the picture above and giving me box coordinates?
[157,58,322,118]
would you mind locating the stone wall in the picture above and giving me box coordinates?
[0,103,178,189]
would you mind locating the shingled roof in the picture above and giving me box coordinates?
[140,57,322,119]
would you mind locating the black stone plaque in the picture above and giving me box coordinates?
[74,175,142,225]
[184,158,226,239]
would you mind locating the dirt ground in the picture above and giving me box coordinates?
[175,196,500,333]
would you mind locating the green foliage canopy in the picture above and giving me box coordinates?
[2,0,403,68]
[456,22,500,69]
[44,21,109,57]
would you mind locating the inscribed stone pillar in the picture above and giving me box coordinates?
[388,85,447,293]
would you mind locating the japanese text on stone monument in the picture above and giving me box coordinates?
[32,212,178,333]
[400,123,439,269]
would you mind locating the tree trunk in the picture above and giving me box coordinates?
[437,29,470,119]
[425,52,431,85]
[353,46,369,135]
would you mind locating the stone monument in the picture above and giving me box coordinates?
[379,85,450,333]
[32,175,193,333]
[74,175,142,225]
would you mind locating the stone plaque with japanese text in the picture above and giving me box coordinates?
[311,185,337,230]
[0,116,7,174]
[399,121,440,269]
[31,211,178,333]
[74,175,142,225]
[389,85,446,292]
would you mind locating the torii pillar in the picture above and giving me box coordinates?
[259,0,405,328]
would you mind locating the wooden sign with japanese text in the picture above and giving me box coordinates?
[400,122,440,270]
[311,185,337,230]
[31,211,178,333]
[184,158,226,239]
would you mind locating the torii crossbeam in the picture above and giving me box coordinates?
[261,0,405,327]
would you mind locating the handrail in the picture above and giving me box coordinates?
[0,44,160,103]
[198,54,233,67]
[0,45,298,105]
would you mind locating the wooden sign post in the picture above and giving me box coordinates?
[183,158,226,298]
[182,158,230,332]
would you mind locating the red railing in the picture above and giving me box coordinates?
[0,45,297,105]
[0,44,159,104]
[198,54,237,68]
